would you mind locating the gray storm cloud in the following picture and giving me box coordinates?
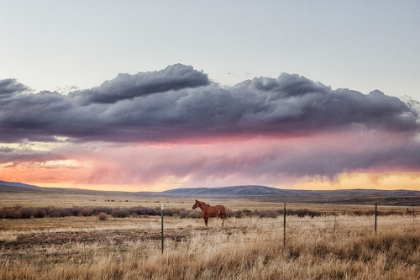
[69,64,210,105]
[0,64,419,144]
[0,79,29,97]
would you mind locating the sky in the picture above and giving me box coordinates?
[1,1,420,192]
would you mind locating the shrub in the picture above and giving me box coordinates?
[130,206,160,216]
[33,208,47,218]
[81,207,94,217]
[235,210,243,219]
[70,206,83,216]
[19,207,35,219]
[98,212,108,221]
[188,211,202,219]
[146,208,159,216]
[45,208,58,217]
[111,208,130,218]
[94,207,113,215]
[226,210,235,218]
[56,208,73,217]
[243,209,254,217]
[0,207,22,219]
[131,206,148,216]
[258,210,278,218]
[365,210,376,216]
[354,210,363,216]
[163,208,174,217]
[294,209,321,218]
[179,210,190,219]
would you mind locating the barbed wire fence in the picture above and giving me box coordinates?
[158,203,419,253]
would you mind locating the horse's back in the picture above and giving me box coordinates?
[215,204,226,213]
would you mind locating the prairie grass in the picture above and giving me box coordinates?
[1,192,413,213]
[1,213,420,279]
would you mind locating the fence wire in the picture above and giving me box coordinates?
[158,205,419,251]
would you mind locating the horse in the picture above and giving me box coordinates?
[192,199,226,226]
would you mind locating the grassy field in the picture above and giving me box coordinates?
[1,193,419,279]
[0,191,413,212]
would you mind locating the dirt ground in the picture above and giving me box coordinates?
[0,224,250,251]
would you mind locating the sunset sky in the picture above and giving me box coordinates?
[1,1,420,192]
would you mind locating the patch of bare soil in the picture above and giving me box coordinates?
[0,226,251,251]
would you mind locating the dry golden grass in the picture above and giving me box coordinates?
[1,193,418,279]
[1,211,420,279]
[0,191,410,213]
[0,192,183,208]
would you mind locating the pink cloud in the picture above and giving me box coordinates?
[4,127,414,191]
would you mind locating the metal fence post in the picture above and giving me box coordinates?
[334,205,336,232]
[374,203,377,235]
[413,206,415,229]
[283,203,286,248]
[161,203,164,254]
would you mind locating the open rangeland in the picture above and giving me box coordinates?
[1,193,419,279]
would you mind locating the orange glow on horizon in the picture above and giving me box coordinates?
[290,173,420,191]
[7,172,419,193]
[2,130,420,193]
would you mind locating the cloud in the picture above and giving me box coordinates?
[7,130,417,188]
[0,146,62,166]
[69,64,209,105]
[0,64,419,144]
[3,64,420,190]
[0,79,29,97]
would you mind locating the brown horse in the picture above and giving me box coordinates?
[192,199,226,226]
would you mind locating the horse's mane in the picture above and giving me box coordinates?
[199,200,208,207]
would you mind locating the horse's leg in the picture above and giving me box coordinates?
[204,216,208,226]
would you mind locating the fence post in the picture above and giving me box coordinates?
[161,203,164,254]
[334,205,336,232]
[413,206,415,229]
[374,203,377,235]
[283,203,286,248]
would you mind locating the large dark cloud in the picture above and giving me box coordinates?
[0,64,419,143]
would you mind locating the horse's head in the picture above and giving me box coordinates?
[192,199,200,210]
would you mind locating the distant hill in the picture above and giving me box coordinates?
[162,185,322,197]
[161,186,420,206]
[328,188,420,197]
[0,180,43,192]
[1,180,420,205]
[0,180,159,196]
[162,185,420,198]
